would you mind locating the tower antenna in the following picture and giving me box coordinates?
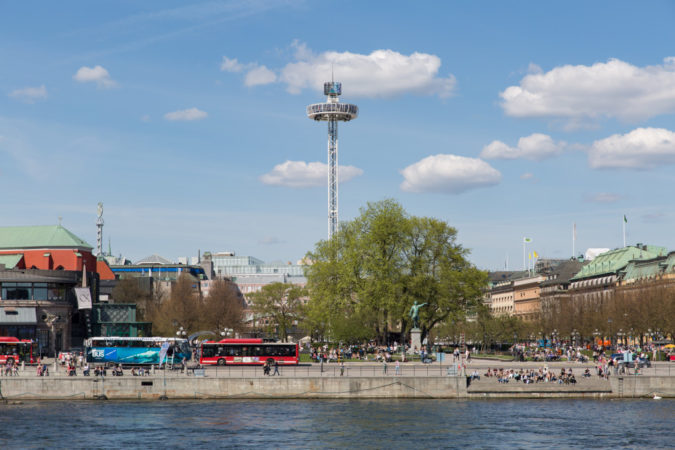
[307,80,358,238]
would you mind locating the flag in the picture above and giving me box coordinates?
[624,215,628,223]
[523,237,532,243]
[533,251,539,258]
[528,252,532,260]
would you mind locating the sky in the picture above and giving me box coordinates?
[2,1,675,271]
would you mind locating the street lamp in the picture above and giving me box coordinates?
[176,326,187,338]
[593,329,601,349]
[616,329,625,347]
[220,327,233,339]
[607,318,613,347]
[571,329,580,347]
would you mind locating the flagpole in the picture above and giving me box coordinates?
[623,216,626,247]
[523,239,526,271]
[572,223,575,258]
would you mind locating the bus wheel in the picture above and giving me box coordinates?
[217,358,226,366]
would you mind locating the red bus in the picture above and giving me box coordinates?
[0,337,35,364]
[200,338,299,366]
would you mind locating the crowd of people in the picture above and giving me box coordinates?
[479,366,580,384]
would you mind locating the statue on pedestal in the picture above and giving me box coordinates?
[408,301,427,329]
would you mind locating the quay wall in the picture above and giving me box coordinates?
[0,376,466,400]
[0,376,673,400]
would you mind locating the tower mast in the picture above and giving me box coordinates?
[307,81,358,238]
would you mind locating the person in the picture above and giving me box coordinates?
[320,357,324,374]
[263,361,270,376]
[395,360,400,376]
[83,363,90,376]
[382,359,388,375]
[340,361,345,376]
[272,360,280,376]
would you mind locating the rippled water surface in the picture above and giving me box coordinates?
[0,399,672,448]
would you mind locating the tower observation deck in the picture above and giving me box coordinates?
[307,82,358,238]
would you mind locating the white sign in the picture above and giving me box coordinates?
[74,287,93,310]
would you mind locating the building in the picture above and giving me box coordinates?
[513,275,546,321]
[0,225,117,354]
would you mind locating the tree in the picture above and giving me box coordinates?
[153,274,201,336]
[110,278,152,320]
[201,279,244,333]
[249,282,306,342]
[305,199,487,344]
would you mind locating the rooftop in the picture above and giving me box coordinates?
[0,225,92,250]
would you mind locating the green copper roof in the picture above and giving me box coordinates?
[571,245,668,281]
[0,225,92,250]
[622,252,675,281]
[0,254,23,268]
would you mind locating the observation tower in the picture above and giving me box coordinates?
[307,81,358,238]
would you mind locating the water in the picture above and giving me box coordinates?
[0,399,672,449]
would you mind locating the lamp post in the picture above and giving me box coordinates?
[616,329,625,347]
[607,318,613,348]
[571,329,580,348]
[593,329,601,349]
[220,327,233,339]
[176,326,187,338]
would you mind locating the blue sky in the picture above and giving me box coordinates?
[2,1,675,270]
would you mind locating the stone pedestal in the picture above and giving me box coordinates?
[409,328,422,354]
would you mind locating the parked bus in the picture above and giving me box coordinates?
[200,338,299,366]
[85,337,191,367]
[0,337,34,364]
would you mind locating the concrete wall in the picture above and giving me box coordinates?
[1,376,672,400]
[0,376,466,400]
[610,376,675,398]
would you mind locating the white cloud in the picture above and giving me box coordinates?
[8,85,47,103]
[163,107,208,121]
[221,57,245,73]
[260,160,363,188]
[226,41,456,98]
[73,65,117,88]
[244,65,277,86]
[500,57,675,122]
[586,192,622,203]
[520,172,535,180]
[400,154,501,194]
[480,133,565,160]
[588,127,675,169]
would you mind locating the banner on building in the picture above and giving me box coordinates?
[74,287,93,310]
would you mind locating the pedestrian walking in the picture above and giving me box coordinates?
[395,360,400,376]
[382,359,388,375]
[272,360,280,376]
[340,361,345,376]
[320,358,324,374]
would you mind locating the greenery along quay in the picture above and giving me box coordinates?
[108,199,672,355]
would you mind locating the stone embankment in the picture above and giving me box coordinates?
[0,374,672,400]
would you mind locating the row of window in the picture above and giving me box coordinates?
[307,103,358,115]
[1,283,68,301]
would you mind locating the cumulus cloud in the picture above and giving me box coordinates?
[260,160,363,188]
[73,65,116,88]
[480,133,565,160]
[244,65,277,86]
[164,107,208,121]
[588,127,675,169]
[585,192,622,203]
[224,41,456,98]
[500,57,675,122]
[400,154,501,194]
[8,85,47,103]
[221,57,246,73]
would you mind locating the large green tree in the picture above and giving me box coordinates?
[304,199,487,344]
[249,282,306,342]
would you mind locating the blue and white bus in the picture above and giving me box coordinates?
[85,337,191,367]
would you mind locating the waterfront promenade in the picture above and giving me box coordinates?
[0,359,673,400]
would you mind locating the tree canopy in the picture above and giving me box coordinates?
[304,199,487,344]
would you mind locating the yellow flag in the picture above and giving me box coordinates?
[528,252,532,260]
[534,251,539,258]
